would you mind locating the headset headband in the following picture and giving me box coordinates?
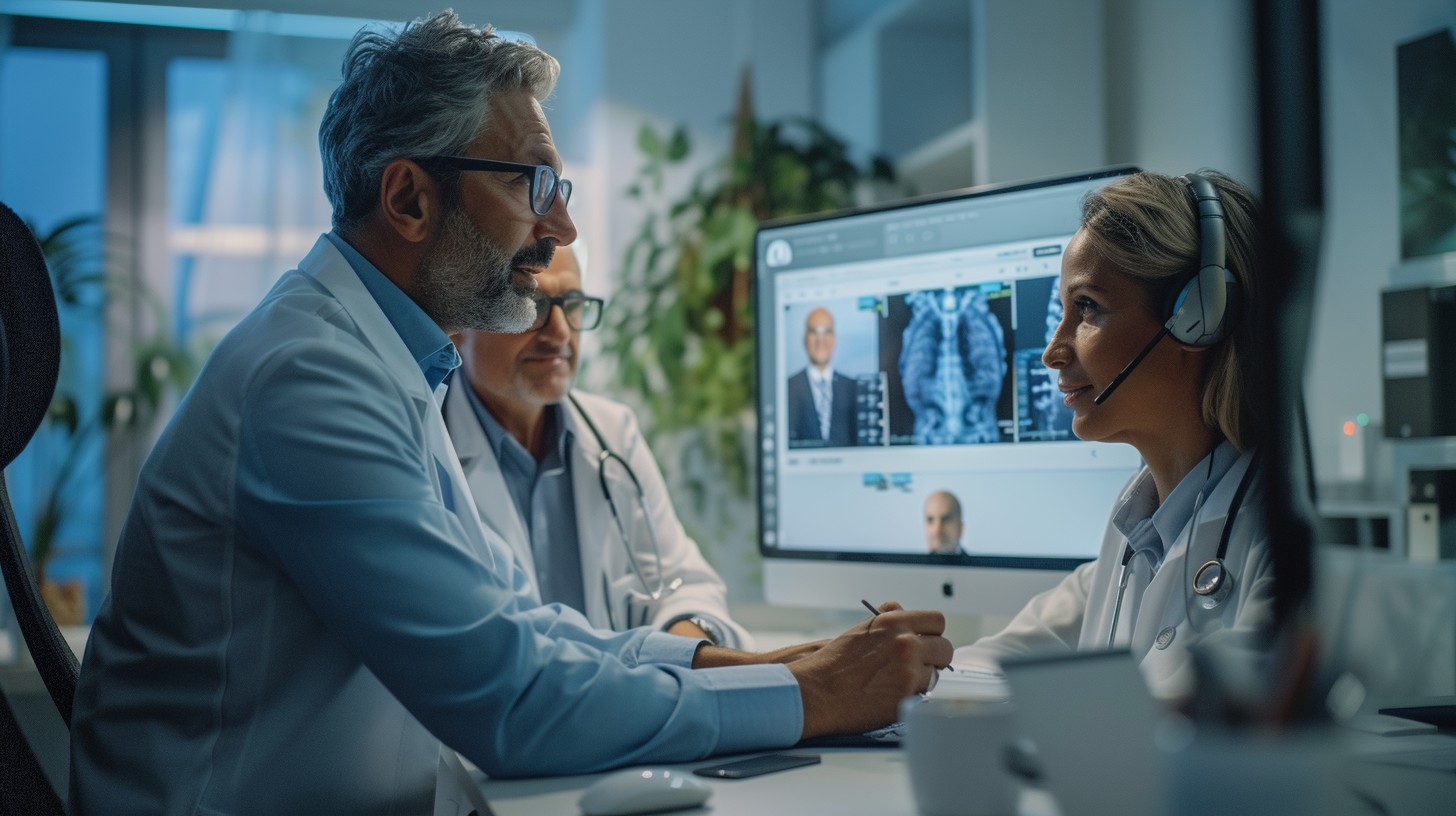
[1184,173,1227,278]
[1163,173,1233,347]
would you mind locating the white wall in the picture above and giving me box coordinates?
[819,9,883,166]
[973,0,1108,184]
[1103,0,1257,181]
[576,0,815,309]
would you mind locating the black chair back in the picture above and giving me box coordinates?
[0,693,62,814]
[0,199,76,814]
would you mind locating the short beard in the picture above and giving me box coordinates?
[414,205,544,333]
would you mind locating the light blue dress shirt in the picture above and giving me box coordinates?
[69,234,801,815]
[465,389,588,611]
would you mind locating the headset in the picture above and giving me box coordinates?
[1093,172,1241,404]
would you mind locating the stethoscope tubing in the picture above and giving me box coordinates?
[1106,451,1259,649]
[567,393,681,604]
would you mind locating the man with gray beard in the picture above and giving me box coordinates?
[69,11,951,815]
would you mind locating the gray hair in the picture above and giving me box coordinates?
[320,9,560,234]
[1078,169,1261,450]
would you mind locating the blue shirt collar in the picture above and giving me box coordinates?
[325,231,459,391]
[458,375,572,470]
[1112,438,1240,565]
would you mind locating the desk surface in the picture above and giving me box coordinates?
[474,732,1456,816]
[476,748,1057,816]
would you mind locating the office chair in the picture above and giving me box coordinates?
[0,695,62,814]
[0,200,75,814]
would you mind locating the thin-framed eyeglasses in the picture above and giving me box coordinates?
[420,156,572,216]
[529,292,604,332]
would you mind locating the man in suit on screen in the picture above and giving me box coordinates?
[787,306,860,448]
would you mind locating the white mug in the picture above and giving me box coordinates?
[902,695,1019,816]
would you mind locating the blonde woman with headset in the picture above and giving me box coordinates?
[953,169,1271,700]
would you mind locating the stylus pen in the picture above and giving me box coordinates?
[861,599,955,672]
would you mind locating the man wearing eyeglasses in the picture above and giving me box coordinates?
[70,11,950,815]
[445,246,750,648]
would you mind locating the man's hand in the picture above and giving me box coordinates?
[786,602,951,739]
[761,639,829,664]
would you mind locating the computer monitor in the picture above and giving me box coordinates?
[754,167,1144,617]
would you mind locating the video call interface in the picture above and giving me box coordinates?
[756,172,1143,565]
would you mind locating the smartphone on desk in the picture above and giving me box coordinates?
[692,753,821,779]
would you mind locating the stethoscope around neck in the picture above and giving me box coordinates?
[1105,451,1259,649]
[567,392,683,605]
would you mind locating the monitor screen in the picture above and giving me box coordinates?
[755,167,1145,616]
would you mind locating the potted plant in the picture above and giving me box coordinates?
[599,74,895,578]
[23,214,200,624]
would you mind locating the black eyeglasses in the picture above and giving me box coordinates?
[529,292,604,332]
[420,156,572,216]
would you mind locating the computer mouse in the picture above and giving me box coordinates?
[577,768,712,816]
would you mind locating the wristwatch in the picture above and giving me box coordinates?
[689,616,724,646]
[667,613,724,646]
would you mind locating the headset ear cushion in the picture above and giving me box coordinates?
[1165,267,1239,347]
[1163,273,1196,325]
[1219,269,1241,335]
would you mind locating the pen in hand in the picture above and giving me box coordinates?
[861,599,955,672]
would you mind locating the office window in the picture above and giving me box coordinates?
[1,14,346,631]
[0,17,226,628]
[0,43,109,623]
[164,31,337,348]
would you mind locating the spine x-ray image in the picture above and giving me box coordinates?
[898,287,1007,444]
[1022,282,1074,439]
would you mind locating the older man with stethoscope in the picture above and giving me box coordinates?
[953,170,1274,700]
[443,245,750,648]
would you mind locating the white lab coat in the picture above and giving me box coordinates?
[443,384,752,647]
[955,448,1273,699]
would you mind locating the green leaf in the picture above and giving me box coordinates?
[667,126,691,161]
[637,124,665,158]
[871,154,897,182]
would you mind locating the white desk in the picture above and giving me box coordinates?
[474,731,1456,816]
[476,748,1058,816]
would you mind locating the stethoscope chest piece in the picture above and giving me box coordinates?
[1191,559,1233,610]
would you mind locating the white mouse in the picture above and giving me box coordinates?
[578,768,712,816]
